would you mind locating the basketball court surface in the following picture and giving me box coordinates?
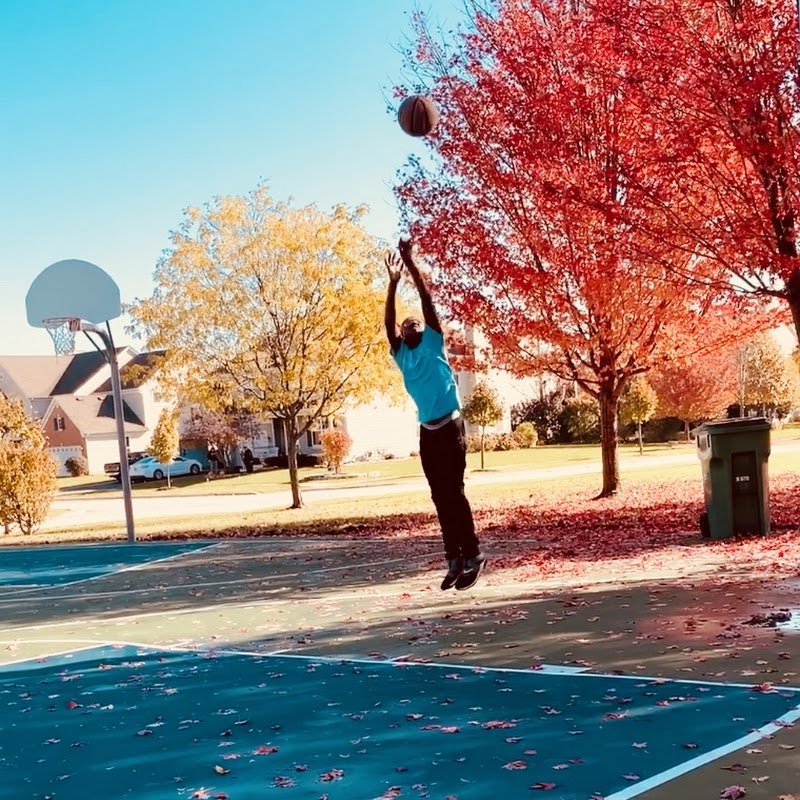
[1,540,798,800]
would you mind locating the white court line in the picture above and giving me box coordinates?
[0,645,101,668]
[0,551,439,605]
[605,705,800,799]
[0,542,221,597]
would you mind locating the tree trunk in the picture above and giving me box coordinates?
[637,421,643,455]
[480,426,485,470]
[166,467,172,489]
[598,388,620,497]
[684,419,691,441]
[786,267,800,346]
[286,416,303,509]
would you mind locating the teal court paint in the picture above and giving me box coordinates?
[0,645,797,800]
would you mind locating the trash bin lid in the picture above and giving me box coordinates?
[700,417,771,435]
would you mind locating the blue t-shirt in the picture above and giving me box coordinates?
[392,327,460,424]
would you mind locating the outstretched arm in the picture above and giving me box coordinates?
[398,238,442,334]
[384,251,402,353]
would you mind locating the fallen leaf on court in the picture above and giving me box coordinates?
[65,701,80,710]
[319,769,344,782]
[502,761,527,770]
[273,776,295,788]
[530,783,556,791]
[750,776,768,784]
[632,742,647,749]
[778,795,797,799]
[622,774,640,781]
[254,745,279,755]
[483,720,517,729]
[744,749,762,755]
[778,744,795,750]
[719,787,746,799]
[213,765,229,775]
[190,791,210,800]
[721,764,747,773]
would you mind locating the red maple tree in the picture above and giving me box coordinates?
[395,0,753,496]
[649,348,739,439]
[624,0,800,337]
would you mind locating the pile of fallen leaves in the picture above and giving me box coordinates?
[164,471,800,584]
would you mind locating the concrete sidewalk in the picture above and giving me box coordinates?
[43,448,709,531]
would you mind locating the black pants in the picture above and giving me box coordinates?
[419,419,480,561]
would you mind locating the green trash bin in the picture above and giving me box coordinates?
[695,417,771,539]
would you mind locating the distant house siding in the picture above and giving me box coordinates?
[342,400,418,460]
[43,405,83,449]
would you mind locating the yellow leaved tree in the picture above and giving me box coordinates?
[0,394,58,534]
[129,184,400,507]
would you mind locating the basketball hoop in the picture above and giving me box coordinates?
[42,317,81,357]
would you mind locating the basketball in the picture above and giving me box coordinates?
[397,95,440,137]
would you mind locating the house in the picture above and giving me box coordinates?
[0,349,171,476]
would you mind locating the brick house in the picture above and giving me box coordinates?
[0,349,169,476]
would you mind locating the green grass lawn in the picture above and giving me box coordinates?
[55,426,800,501]
[35,441,799,544]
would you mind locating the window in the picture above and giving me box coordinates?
[53,416,65,432]
[307,418,334,448]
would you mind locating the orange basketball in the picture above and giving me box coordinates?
[397,95,440,137]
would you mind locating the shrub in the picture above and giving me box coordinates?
[0,443,58,534]
[561,398,601,443]
[494,432,520,451]
[64,454,89,477]
[512,422,538,448]
[319,428,353,473]
[467,433,497,453]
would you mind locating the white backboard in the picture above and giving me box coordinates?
[26,259,122,326]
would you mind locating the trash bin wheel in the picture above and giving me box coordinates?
[699,512,711,539]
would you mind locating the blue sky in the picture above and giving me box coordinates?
[0,0,458,355]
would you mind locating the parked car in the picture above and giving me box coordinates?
[128,455,204,483]
[104,451,148,482]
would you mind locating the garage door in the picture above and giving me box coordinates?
[49,446,84,477]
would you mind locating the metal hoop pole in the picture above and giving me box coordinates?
[80,322,135,543]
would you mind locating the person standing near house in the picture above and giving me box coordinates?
[207,446,219,478]
[384,238,486,591]
[243,446,254,474]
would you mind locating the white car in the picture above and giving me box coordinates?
[128,455,203,483]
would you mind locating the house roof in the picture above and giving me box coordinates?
[95,350,165,391]
[50,349,126,395]
[0,347,159,401]
[51,393,146,436]
[0,355,69,398]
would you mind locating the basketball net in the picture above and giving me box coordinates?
[42,317,81,357]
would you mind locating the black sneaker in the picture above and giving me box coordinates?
[455,553,487,591]
[440,557,463,590]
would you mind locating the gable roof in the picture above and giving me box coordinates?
[50,350,115,395]
[95,350,166,391]
[49,393,146,436]
[0,355,68,398]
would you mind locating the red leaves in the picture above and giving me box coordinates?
[530,782,557,791]
[318,769,344,782]
[719,787,746,799]
[253,745,279,755]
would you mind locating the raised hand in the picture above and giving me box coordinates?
[385,250,403,284]
[398,237,415,269]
